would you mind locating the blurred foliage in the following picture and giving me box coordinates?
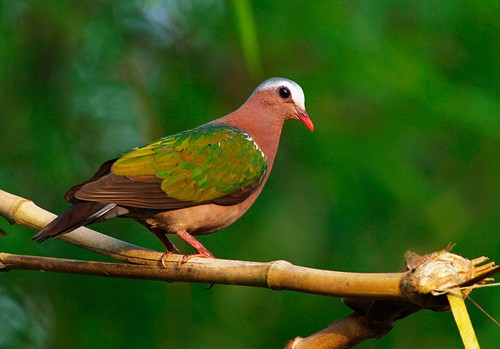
[0,1,499,348]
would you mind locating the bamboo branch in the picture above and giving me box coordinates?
[286,249,498,349]
[0,189,405,298]
[286,313,378,349]
[0,252,404,299]
[1,189,497,349]
[0,189,158,265]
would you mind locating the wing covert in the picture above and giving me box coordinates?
[76,124,268,208]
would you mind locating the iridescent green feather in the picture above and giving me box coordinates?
[112,124,268,202]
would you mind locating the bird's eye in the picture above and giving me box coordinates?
[278,87,291,99]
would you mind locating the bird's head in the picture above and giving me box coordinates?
[251,77,314,132]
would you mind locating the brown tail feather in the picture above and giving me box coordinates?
[32,201,117,243]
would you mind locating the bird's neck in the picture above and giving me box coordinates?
[216,103,283,170]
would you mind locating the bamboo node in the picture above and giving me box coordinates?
[401,248,475,310]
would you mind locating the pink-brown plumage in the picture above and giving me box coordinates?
[33,77,313,260]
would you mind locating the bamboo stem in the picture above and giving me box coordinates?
[0,189,166,265]
[1,189,497,349]
[285,313,375,349]
[0,252,404,299]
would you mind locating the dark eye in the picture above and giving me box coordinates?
[278,87,291,99]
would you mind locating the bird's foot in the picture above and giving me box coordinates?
[160,250,214,267]
[175,230,215,266]
[160,251,175,268]
[179,248,214,265]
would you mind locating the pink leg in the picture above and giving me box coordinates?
[176,230,214,263]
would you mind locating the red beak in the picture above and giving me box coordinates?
[296,107,314,132]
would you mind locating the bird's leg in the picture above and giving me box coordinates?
[148,227,181,254]
[147,227,183,267]
[176,230,214,263]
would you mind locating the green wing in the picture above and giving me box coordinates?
[110,124,268,204]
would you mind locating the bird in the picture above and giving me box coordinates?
[33,77,314,261]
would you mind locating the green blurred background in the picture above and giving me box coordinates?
[1,1,498,348]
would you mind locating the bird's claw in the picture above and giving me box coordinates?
[160,251,175,268]
[178,250,214,266]
[160,249,214,268]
